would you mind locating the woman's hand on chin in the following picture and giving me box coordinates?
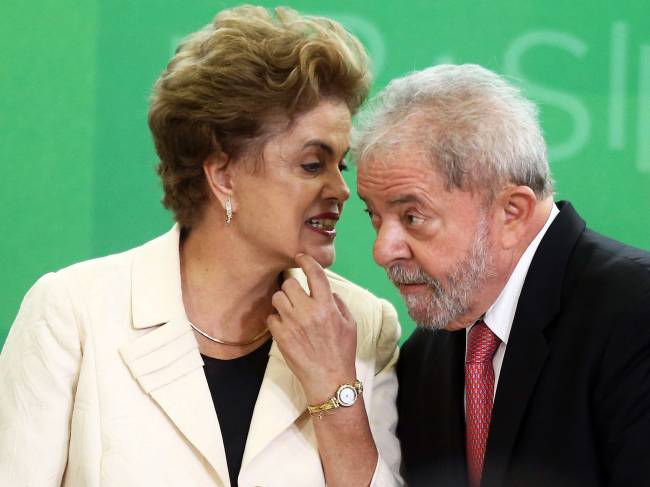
[266,253,357,403]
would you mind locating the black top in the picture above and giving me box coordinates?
[201,339,272,487]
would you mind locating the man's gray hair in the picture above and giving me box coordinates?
[353,64,553,198]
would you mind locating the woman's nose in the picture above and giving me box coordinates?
[325,168,351,203]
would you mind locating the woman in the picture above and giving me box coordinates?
[0,6,401,487]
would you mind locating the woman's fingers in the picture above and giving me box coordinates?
[294,253,332,302]
[279,277,305,307]
[271,289,293,315]
[332,293,352,322]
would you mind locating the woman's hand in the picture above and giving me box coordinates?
[267,253,357,404]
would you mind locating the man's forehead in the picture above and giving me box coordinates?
[357,158,442,208]
[357,143,431,171]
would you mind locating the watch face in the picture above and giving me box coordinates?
[337,385,357,407]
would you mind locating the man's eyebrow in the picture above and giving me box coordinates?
[302,139,349,159]
[356,193,421,208]
[387,194,420,206]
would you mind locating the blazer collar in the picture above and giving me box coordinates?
[131,224,187,329]
[123,233,312,482]
[483,201,586,487]
[122,226,230,484]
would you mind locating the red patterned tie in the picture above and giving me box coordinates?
[465,321,501,487]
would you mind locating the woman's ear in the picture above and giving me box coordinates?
[496,185,537,250]
[203,149,234,210]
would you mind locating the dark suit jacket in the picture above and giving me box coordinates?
[397,201,650,487]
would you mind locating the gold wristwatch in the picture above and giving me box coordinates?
[307,380,363,419]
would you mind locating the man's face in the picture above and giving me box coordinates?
[357,145,497,331]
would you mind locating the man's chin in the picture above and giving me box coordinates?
[406,305,444,331]
[405,301,464,331]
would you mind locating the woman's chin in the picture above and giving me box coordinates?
[297,246,335,269]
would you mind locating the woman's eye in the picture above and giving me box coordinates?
[339,162,349,172]
[301,162,322,173]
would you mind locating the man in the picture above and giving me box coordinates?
[354,64,650,487]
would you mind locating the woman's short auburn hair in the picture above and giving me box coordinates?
[148,5,371,228]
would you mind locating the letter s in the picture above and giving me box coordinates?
[504,31,590,161]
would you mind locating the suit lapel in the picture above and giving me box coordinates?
[482,202,585,487]
[436,329,469,486]
[120,226,230,486]
[398,328,468,486]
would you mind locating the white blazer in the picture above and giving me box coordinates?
[0,226,402,487]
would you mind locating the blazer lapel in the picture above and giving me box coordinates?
[240,341,308,469]
[120,225,230,486]
[241,268,310,469]
[482,202,585,487]
[120,320,230,486]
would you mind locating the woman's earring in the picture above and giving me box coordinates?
[225,196,233,225]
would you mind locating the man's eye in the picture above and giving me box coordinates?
[406,214,425,225]
[301,162,322,173]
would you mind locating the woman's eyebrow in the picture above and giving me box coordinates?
[302,139,349,159]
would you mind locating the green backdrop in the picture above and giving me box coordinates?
[2,0,649,347]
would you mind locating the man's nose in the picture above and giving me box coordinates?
[373,222,411,268]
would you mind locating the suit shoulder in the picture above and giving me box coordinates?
[400,327,440,363]
[571,229,650,298]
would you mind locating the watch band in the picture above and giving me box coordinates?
[307,380,363,419]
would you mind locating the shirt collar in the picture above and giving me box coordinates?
[475,203,559,344]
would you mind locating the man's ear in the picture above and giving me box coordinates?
[203,149,236,211]
[495,185,537,250]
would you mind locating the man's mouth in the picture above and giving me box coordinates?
[395,282,428,294]
[305,213,339,237]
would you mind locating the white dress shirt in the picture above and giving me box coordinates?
[466,203,559,398]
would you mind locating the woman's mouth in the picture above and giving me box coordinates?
[305,213,339,238]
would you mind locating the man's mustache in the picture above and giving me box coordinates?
[386,264,437,286]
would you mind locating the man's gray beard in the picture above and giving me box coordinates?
[386,217,492,330]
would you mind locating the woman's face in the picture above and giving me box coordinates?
[230,98,352,269]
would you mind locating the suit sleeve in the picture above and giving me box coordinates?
[0,272,81,486]
[368,298,404,487]
[594,290,650,487]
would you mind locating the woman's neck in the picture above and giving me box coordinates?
[180,219,282,358]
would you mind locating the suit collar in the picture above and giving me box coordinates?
[483,201,586,487]
[483,203,560,345]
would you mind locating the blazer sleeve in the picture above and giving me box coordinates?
[368,298,404,487]
[593,290,650,487]
[0,272,82,486]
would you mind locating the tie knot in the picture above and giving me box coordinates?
[466,321,501,364]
